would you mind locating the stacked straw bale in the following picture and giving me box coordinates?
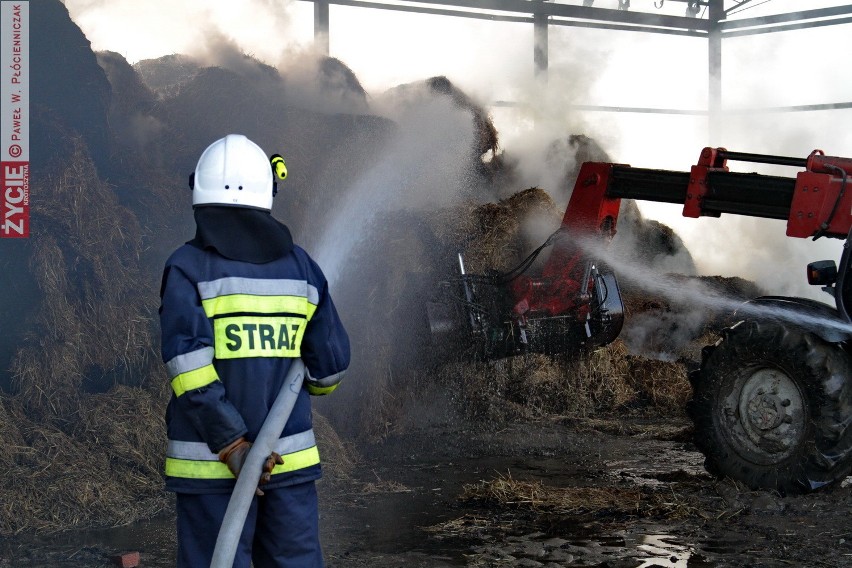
[1,141,169,534]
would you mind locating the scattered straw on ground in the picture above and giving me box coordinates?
[422,514,514,539]
[572,418,692,441]
[358,479,412,494]
[460,473,698,520]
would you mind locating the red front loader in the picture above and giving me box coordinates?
[428,147,852,493]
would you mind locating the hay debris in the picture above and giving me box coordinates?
[0,387,170,535]
[461,187,562,274]
[573,418,692,441]
[461,473,697,520]
[314,410,359,486]
[358,480,412,494]
[422,514,512,539]
[628,357,692,412]
[0,141,168,535]
[440,340,690,423]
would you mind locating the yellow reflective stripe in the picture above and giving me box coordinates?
[171,364,219,397]
[271,446,320,475]
[213,316,305,359]
[164,446,321,479]
[165,458,232,479]
[202,294,317,320]
[306,383,338,396]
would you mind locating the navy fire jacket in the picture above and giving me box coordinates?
[159,243,350,494]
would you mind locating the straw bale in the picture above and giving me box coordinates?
[456,187,562,274]
[313,56,370,114]
[612,201,697,276]
[379,76,499,162]
[424,76,499,157]
[541,134,612,207]
[0,141,168,535]
[0,398,25,470]
[440,338,690,424]
[10,140,154,402]
[75,384,168,480]
[97,51,156,120]
[0,388,170,535]
[134,54,202,94]
[421,200,480,249]
[626,357,691,413]
[619,273,765,361]
[622,274,763,317]
[31,0,112,170]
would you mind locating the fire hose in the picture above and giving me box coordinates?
[210,359,306,568]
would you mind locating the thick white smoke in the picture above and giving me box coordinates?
[63,0,303,64]
[65,0,852,333]
[312,97,477,287]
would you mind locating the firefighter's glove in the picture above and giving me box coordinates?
[219,438,284,496]
[219,437,252,479]
[259,452,285,491]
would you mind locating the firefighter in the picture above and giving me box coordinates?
[159,134,350,567]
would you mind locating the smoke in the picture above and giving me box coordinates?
[64,0,301,64]
[578,235,852,349]
[64,0,852,331]
[622,309,709,362]
[312,96,478,287]
[674,214,844,299]
[504,133,582,206]
[189,29,276,82]
[124,114,167,152]
[278,48,372,115]
[491,29,612,202]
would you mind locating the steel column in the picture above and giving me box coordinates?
[708,0,723,144]
[534,10,548,80]
[315,0,330,55]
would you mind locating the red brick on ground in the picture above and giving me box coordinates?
[111,551,140,568]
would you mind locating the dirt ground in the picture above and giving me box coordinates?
[1,413,850,567]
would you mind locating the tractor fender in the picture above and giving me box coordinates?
[737,295,852,344]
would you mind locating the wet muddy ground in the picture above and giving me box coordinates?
[2,415,851,567]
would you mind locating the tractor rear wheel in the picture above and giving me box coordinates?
[687,320,852,493]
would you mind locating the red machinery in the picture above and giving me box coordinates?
[428,147,852,493]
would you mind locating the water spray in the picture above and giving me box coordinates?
[312,98,476,288]
[576,235,852,337]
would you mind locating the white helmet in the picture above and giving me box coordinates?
[191,134,274,210]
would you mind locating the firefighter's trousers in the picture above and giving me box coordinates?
[176,480,323,568]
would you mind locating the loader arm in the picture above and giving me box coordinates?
[512,147,852,326]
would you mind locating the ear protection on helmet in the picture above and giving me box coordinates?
[270,154,287,198]
[188,152,288,197]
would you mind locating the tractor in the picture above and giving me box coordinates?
[428,147,852,493]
